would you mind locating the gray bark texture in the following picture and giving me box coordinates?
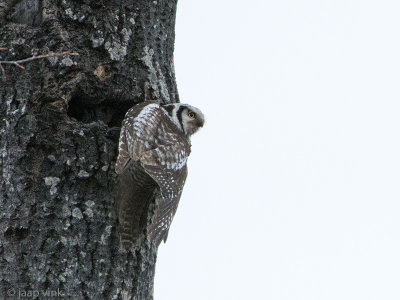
[0,0,179,299]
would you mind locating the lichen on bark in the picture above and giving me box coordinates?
[0,0,179,299]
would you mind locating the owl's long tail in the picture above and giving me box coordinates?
[116,160,158,250]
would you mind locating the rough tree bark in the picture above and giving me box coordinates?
[0,0,179,299]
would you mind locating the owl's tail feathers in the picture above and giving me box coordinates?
[116,161,158,251]
[117,190,144,250]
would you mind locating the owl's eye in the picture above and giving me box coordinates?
[188,111,196,119]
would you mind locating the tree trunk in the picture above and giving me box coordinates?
[0,0,178,298]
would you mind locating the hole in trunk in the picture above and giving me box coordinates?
[67,96,133,127]
[4,227,29,241]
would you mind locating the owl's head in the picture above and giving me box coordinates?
[162,103,205,136]
[178,104,204,136]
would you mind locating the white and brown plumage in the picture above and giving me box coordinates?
[115,101,204,249]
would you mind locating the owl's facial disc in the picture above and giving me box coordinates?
[180,105,204,136]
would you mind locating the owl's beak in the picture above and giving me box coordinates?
[197,120,204,128]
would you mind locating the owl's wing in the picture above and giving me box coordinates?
[141,143,190,246]
[157,166,188,244]
[115,101,161,174]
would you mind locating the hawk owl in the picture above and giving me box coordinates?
[115,101,204,249]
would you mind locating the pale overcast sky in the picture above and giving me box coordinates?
[155,1,400,299]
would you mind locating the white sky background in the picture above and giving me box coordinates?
[155,1,400,299]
